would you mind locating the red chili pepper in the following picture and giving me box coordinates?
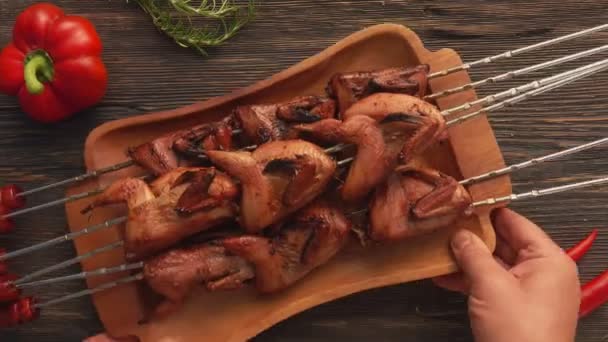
[580,269,608,318]
[0,185,25,210]
[0,206,15,234]
[566,229,598,262]
[0,274,20,303]
[0,3,107,123]
[0,297,38,327]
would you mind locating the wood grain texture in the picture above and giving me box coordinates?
[0,0,607,341]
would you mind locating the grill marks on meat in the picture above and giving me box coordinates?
[128,117,235,176]
[369,167,472,242]
[234,96,337,144]
[83,167,240,260]
[295,113,419,202]
[223,202,351,293]
[327,65,429,116]
[206,140,336,233]
[343,93,447,165]
[144,242,254,317]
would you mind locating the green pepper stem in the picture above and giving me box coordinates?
[24,53,54,95]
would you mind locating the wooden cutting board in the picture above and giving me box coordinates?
[65,24,511,341]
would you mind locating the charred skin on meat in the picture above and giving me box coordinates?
[369,167,472,242]
[223,202,351,293]
[327,65,429,116]
[83,167,240,260]
[207,140,336,232]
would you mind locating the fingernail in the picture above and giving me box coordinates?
[451,230,472,251]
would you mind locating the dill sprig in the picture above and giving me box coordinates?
[132,0,256,55]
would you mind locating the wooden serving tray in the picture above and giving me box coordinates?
[65,24,511,341]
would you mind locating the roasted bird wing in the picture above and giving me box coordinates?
[343,93,447,165]
[235,96,337,144]
[84,167,240,260]
[223,202,351,293]
[144,242,254,317]
[295,113,418,202]
[327,65,429,115]
[128,117,235,176]
[207,140,336,232]
[369,167,472,242]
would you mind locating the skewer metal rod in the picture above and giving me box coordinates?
[17,160,135,198]
[0,216,127,262]
[426,44,608,100]
[3,188,104,219]
[15,129,245,199]
[473,175,608,208]
[33,273,144,309]
[442,58,608,116]
[428,24,608,79]
[337,157,355,166]
[447,59,608,126]
[17,262,144,289]
[460,137,608,186]
[13,240,125,285]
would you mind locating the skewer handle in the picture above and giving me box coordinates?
[443,58,608,116]
[447,59,608,126]
[0,216,127,262]
[460,137,608,185]
[427,44,608,100]
[17,160,135,198]
[473,175,608,207]
[428,24,608,79]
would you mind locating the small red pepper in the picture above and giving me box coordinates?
[0,274,20,303]
[0,185,25,210]
[0,3,107,123]
[566,229,598,262]
[580,269,608,318]
[0,297,38,327]
[0,206,15,234]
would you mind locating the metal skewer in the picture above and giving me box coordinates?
[12,25,608,201]
[12,129,244,199]
[442,58,608,117]
[2,57,602,262]
[472,175,608,207]
[22,170,608,303]
[17,262,144,289]
[32,273,144,309]
[13,240,124,285]
[460,137,608,186]
[19,136,608,283]
[0,217,127,261]
[428,24,608,79]
[426,44,608,100]
[0,143,348,220]
[446,59,608,126]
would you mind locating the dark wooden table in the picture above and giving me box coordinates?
[1,0,607,341]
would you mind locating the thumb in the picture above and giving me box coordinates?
[450,230,510,288]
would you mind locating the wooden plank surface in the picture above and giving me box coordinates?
[0,0,607,341]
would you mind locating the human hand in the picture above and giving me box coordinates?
[433,208,580,342]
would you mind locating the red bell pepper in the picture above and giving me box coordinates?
[0,3,107,123]
[566,229,598,262]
